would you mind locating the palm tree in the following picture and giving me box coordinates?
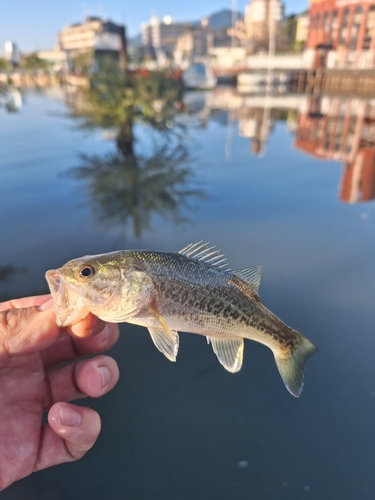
[67,55,204,238]
[68,57,183,159]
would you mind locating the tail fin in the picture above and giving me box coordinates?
[274,335,317,397]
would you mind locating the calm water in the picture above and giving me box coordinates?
[2,87,375,499]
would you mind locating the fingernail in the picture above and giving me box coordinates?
[99,366,111,388]
[60,405,82,427]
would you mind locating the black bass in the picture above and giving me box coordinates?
[46,242,317,397]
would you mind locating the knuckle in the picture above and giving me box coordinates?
[0,310,17,355]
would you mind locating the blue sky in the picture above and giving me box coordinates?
[0,0,308,53]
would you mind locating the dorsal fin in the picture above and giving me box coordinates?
[233,266,262,292]
[229,274,261,303]
[178,241,231,272]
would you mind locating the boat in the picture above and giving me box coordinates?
[182,62,217,90]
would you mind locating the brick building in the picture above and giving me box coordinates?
[307,0,375,68]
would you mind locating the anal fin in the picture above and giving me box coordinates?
[208,337,244,373]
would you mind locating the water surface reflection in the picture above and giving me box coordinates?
[1,86,375,500]
[185,88,375,204]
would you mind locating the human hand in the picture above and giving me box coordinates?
[0,294,120,491]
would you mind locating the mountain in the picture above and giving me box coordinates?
[207,8,243,29]
[128,33,142,47]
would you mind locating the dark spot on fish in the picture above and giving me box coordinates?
[180,290,188,303]
[206,298,216,313]
[231,310,240,320]
[222,305,232,318]
[198,298,207,309]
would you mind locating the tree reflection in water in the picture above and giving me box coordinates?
[73,142,206,238]
[68,57,206,238]
[0,83,21,113]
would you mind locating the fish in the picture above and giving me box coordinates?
[45,242,317,397]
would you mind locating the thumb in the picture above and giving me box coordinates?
[0,306,61,357]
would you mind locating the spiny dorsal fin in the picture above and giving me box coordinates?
[233,266,262,292]
[208,337,244,373]
[229,275,260,302]
[178,241,230,271]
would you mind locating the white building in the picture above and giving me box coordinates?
[230,0,284,50]
[141,15,190,55]
[4,41,20,65]
[58,17,126,60]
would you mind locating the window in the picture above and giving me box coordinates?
[339,8,350,45]
[363,6,375,49]
[350,6,362,49]
[324,11,330,33]
[316,13,321,31]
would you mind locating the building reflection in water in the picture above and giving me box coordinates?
[184,88,375,204]
[294,95,375,203]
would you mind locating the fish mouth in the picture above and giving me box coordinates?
[45,269,80,327]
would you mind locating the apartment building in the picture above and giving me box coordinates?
[59,17,126,62]
[307,0,375,68]
[141,16,190,55]
[230,0,284,50]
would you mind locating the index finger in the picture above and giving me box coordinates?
[0,294,52,312]
[65,313,108,339]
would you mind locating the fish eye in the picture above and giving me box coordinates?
[78,265,96,279]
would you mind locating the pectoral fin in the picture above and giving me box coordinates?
[147,309,179,361]
[148,326,179,361]
[208,337,244,373]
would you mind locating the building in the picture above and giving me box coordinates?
[295,12,310,47]
[37,49,67,72]
[229,0,284,51]
[173,17,234,67]
[4,41,20,65]
[174,25,211,66]
[58,17,126,64]
[295,95,375,203]
[307,0,375,68]
[141,16,190,56]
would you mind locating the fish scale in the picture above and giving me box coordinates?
[46,242,317,397]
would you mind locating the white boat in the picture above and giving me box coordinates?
[237,71,267,93]
[182,62,217,90]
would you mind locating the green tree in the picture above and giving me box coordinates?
[0,58,12,71]
[69,57,182,159]
[70,50,94,75]
[282,15,299,51]
[20,53,50,71]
